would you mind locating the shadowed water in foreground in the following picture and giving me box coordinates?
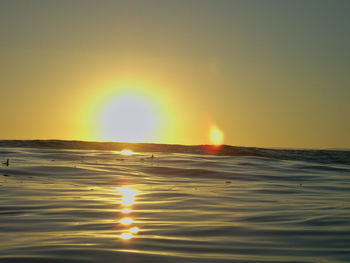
[0,146,349,262]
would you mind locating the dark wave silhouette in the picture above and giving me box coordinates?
[0,139,349,165]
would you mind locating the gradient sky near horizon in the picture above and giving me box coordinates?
[1,0,349,148]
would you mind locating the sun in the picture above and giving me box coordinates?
[97,93,160,142]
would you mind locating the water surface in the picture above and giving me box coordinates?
[0,146,349,262]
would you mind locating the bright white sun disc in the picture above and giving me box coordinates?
[98,94,159,142]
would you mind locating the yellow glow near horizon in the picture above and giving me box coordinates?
[210,125,224,145]
[3,2,350,150]
[82,83,179,145]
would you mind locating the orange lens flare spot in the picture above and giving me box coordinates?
[202,124,224,155]
[210,125,224,145]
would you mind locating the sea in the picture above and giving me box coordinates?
[0,140,349,263]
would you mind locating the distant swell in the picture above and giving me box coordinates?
[0,140,349,165]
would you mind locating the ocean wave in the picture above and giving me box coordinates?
[0,147,349,262]
[0,140,349,165]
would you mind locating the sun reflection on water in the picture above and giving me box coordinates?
[120,232,134,240]
[121,208,132,214]
[120,150,134,155]
[129,227,139,234]
[120,188,137,206]
[118,187,140,240]
[120,217,133,225]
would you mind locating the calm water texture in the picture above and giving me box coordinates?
[0,147,349,263]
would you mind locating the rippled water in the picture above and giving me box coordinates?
[0,147,350,262]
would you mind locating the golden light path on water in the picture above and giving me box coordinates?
[120,218,133,225]
[120,150,134,156]
[118,187,140,240]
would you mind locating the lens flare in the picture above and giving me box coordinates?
[210,125,224,145]
[202,124,224,155]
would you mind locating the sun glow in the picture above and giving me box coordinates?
[96,92,161,143]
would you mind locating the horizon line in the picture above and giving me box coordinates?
[0,138,349,151]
